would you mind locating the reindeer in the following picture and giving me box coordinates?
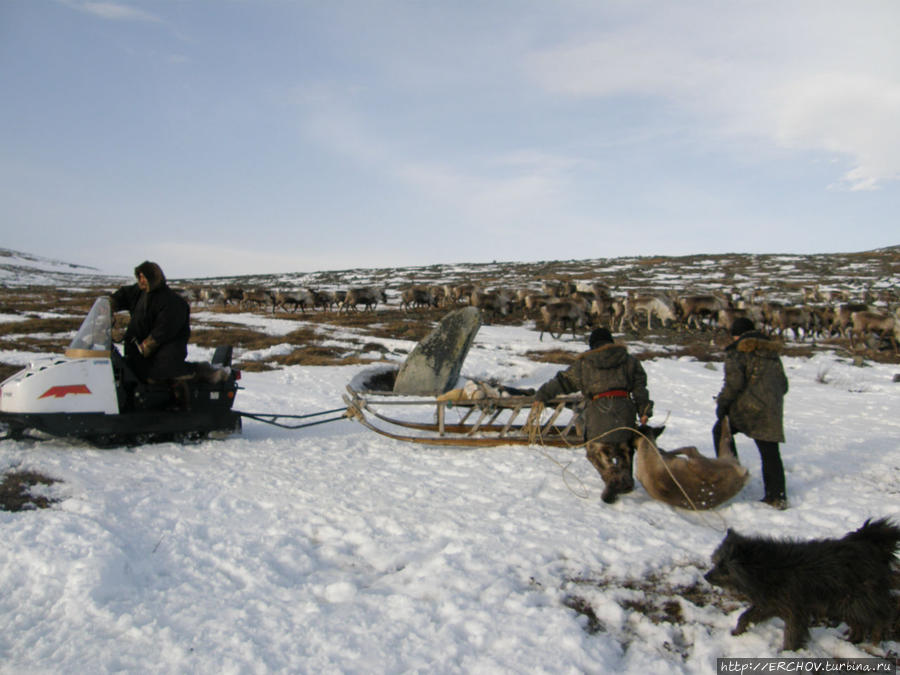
[676,295,731,328]
[831,303,869,338]
[400,287,437,311]
[200,287,224,306]
[849,310,899,353]
[717,308,749,335]
[621,292,678,331]
[590,297,615,331]
[450,284,478,305]
[677,294,730,330]
[273,289,314,313]
[770,306,811,341]
[222,286,244,306]
[341,287,387,312]
[311,289,336,311]
[543,280,576,298]
[242,288,274,311]
[471,289,512,322]
[634,420,749,510]
[539,299,588,341]
[807,305,835,339]
[523,293,551,317]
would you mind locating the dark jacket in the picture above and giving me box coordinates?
[536,343,653,445]
[111,262,191,381]
[716,331,788,443]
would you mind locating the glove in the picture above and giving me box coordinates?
[138,335,158,357]
[715,403,728,420]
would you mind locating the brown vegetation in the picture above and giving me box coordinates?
[1,250,898,380]
[0,470,61,512]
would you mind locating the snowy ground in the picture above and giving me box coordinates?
[1,322,899,673]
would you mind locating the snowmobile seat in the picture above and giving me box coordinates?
[212,346,233,367]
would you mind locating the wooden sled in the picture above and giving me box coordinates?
[343,384,585,448]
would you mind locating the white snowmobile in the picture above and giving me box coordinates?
[0,297,242,446]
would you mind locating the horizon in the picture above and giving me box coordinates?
[4,243,899,286]
[2,1,900,278]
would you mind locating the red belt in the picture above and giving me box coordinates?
[592,389,628,400]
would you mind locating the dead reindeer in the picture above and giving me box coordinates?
[633,419,749,509]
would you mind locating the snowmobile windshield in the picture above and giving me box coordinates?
[66,297,112,357]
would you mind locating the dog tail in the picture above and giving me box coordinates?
[847,518,900,562]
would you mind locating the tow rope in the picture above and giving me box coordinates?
[236,406,348,430]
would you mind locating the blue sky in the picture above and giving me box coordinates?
[2,1,899,279]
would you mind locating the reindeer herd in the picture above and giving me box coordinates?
[176,278,900,353]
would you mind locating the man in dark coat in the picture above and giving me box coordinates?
[714,317,789,509]
[111,261,191,383]
[535,327,653,503]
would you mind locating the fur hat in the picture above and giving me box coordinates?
[134,261,166,291]
[589,327,614,349]
[730,317,755,336]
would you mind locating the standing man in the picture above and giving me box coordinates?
[714,317,789,509]
[535,327,653,504]
[111,261,191,383]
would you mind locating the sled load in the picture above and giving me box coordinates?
[0,297,242,446]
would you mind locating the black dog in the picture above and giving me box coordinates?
[704,518,900,650]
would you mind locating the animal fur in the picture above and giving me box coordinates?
[704,518,900,651]
[633,420,748,509]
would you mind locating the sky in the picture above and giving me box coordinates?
[1,0,899,279]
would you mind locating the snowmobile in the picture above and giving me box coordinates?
[0,297,242,446]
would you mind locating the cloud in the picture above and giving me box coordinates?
[62,1,160,23]
[525,2,900,190]
[771,73,900,191]
[301,103,574,231]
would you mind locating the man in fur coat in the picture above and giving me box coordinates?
[535,327,653,503]
[111,261,191,383]
[714,317,789,509]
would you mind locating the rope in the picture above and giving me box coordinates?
[522,401,589,499]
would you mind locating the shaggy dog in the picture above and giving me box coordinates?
[704,518,900,650]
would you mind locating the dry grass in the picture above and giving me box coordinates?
[525,350,579,365]
[0,470,61,512]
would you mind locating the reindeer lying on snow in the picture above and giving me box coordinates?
[633,418,749,509]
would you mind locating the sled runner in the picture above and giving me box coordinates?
[343,370,585,448]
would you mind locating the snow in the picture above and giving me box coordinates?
[2,319,900,673]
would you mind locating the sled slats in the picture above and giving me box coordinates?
[344,386,584,449]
